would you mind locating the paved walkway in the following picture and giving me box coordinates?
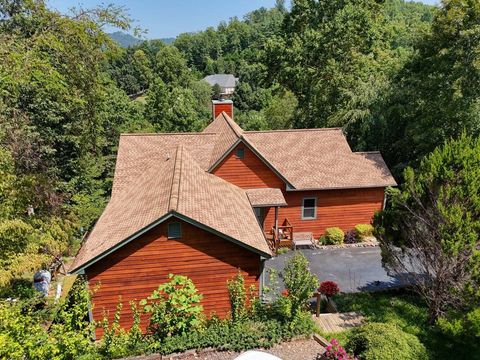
[265,247,412,293]
[314,312,364,333]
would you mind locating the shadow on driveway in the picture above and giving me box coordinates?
[265,247,412,293]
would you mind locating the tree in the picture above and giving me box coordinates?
[265,0,393,128]
[374,134,480,323]
[0,0,138,290]
[263,90,297,129]
[212,83,222,100]
[145,78,205,132]
[356,0,480,176]
[155,46,192,87]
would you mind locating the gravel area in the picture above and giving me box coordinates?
[122,338,322,360]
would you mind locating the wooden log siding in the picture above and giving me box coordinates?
[85,219,261,338]
[264,188,385,239]
[212,143,285,189]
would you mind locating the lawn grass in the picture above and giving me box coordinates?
[329,290,480,360]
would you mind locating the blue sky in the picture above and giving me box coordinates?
[47,0,440,39]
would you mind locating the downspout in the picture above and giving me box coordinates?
[382,188,387,210]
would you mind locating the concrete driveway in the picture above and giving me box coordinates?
[265,247,411,293]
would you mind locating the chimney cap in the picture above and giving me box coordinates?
[212,99,233,104]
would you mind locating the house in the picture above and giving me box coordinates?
[69,100,396,337]
[203,74,237,95]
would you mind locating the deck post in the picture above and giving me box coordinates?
[274,206,279,241]
[316,292,321,317]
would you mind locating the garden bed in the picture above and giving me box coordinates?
[315,238,378,250]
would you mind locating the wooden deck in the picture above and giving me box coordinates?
[313,312,364,333]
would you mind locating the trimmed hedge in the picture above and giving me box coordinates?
[152,315,315,355]
[354,224,374,240]
[321,227,344,245]
[346,322,427,360]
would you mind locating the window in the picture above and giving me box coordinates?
[167,222,182,239]
[302,198,316,219]
[236,148,245,159]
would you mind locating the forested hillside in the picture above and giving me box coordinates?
[1,0,480,357]
[0,0,476,293]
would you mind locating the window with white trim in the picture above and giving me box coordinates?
[167,222,182,239]
[302,198,316,219]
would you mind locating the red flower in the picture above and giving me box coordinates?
[319,281,340,297]
[281,289,289,297]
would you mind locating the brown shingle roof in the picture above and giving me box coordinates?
[71,112,396,272]
[203,112,242,168]
[246,188,287,207]
[71,145,271,273]
[243,129,396,189]
[112,133,217,196]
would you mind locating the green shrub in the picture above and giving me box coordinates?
[355,224,374,240]
[140,274,204,339]
[98,301,148,359]
[277,247,289,255]
[151,314,312,355]
[346,322,427,360]
[323,227,344,245]
[227,272,249,322]
[0,280,97,360]
[282,252,319,316]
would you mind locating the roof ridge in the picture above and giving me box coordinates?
[220,112,243,138]
[168,146,182,212]
[120,132,216,137]
[244,128,342,134]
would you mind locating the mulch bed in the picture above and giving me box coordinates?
[122,338,323,360]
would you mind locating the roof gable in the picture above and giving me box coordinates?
[203,112,243,169]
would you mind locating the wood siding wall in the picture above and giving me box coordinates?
[212,143,285,189]
[264,188,385,238]
[85,218,261,338]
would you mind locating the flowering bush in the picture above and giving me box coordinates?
[325,338,357,360]
[319,281,340,298]
[281,289,289,297]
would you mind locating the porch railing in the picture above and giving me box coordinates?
[271,218,294,250]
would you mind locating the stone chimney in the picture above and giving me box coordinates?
[212,99,233,119]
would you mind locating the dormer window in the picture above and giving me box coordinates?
[236,148,245,159]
